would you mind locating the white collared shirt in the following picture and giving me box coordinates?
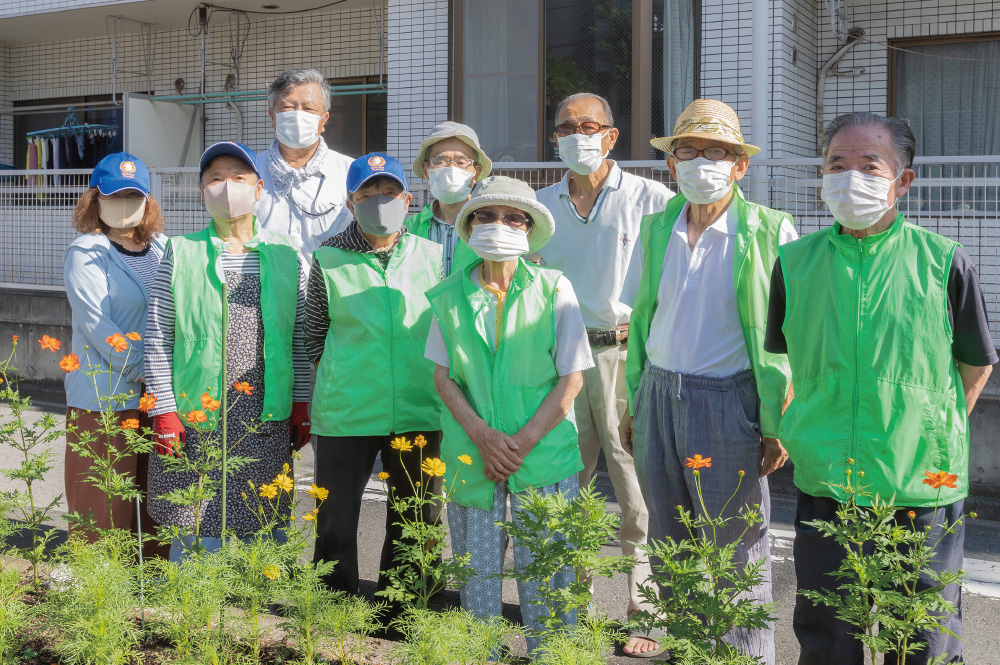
[621,202,797,377]
[255,142,355,265]
[537,163,674,330]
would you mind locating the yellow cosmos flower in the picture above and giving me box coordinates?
[421,458,447,477]
[306,484,329,501]
[302,513,315,521]
[378,471,390,481]
[273,474,294,493]
[390,437,413,452]
[261,565,280,580]
[458,454,473,466]
[414,434,428,448]
[258,484,278,500]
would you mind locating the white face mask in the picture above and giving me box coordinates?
[274,110,323,149]
[98,196,146,229]
[468,223,530,262]
[821,170,901,231]
[557,132,609,175]
[203,180,258,220]
[673,157,735,204]
[428,166,475,205]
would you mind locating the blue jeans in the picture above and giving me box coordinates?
[168,529,287,562]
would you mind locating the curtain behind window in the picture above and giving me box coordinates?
[662,0,696,139]
[895,39,1000,156]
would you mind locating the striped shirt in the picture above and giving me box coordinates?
[111,240,163,292]
[145,244,310,416]
[424,214,460,278]
[303,220,407,363]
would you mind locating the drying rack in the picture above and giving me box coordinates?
[26,108,119,140]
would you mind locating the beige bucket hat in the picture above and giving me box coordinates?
[650,99,760,157]
[412,121,493,179]
[456,176,555,255]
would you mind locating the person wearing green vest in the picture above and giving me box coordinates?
[425,176,593,654]
[145,141,312,562]
[763,112,996,665]
[618,100,797,664]
[408,121,491,278]
[303,152,444,599]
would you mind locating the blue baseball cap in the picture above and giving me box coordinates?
[199,141,261,177]
[346,152,407,193]
[89,152,150,197]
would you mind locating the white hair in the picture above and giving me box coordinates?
[267,69,331,112]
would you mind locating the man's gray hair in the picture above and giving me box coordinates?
[821,112,915,173]
[267,69,331,112]
[555,92,614,127]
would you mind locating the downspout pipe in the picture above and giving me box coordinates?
[749,0,770,205]
[817,27,865,150]
[223,74,244,143]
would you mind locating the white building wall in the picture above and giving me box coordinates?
[0,0,137,18]
[2,5,385,159]
[818,0,1000,131]
[0,45,10,166]
[771,0,821,157]
[386,0,450,183]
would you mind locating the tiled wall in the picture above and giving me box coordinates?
[771,0,821,157]
[2,5,385,159]
[699,0,760,144]
[817,0,1000,127]
[0,0,132,18]
[0,45,10,166]
[386,0,450,182]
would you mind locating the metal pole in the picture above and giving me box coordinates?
[750,0,770,205]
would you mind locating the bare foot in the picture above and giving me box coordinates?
[624,634,660,656]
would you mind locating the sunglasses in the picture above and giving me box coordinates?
[472,209,532,229]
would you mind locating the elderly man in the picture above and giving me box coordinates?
[304,152,443,598]
[764,112,996,665]
[619,99,797,664]
[256,68,355,265]
[535,92,674,657]
[409,121,492,277]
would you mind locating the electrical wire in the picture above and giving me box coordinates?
[859,35,1000,63]
[205,1,349,15]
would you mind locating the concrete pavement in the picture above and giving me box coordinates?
[3,399,1000,662]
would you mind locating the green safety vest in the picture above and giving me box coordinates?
[408,203,480,277]
[777,215,968,507]
[427,258,584,510]
[626,185,793,437]
[169,219,298,424]
[311,233,443,436]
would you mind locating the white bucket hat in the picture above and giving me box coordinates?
[412,121,493,180]
[456,176,555,255]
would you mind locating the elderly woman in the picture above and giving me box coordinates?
[144,141,311,561]
[63,152,167,550]
[424,176,593,652]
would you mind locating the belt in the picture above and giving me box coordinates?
[587,330,625,347]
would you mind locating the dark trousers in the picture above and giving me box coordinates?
[312,430,443,595]
[793,490,964,665]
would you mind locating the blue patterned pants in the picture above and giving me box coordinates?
[448,475,579,656]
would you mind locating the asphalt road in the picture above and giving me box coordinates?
[4,400,1000,663]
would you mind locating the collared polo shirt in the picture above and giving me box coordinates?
[256,142,355,265]
[622,202,798,377]
[537,163,674,331]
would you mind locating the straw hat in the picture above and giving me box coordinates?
[412,121,493,179]
[456,176,555,254]
[650,99,760,157]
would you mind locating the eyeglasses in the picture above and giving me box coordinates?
[428,155,476,169]
[554,121,611,137]
[472,209,532,229]
[671,146,739,162]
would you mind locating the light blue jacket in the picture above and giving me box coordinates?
[63,232,166,411]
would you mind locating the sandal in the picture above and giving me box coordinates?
[623,626,669,659]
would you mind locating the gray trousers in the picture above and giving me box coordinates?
[794,491,965,665]
[632,363,774,665]
[448,476,579,656]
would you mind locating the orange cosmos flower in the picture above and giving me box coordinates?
[922,470,958,490]
[120,419,139,430]
[125,331,142,341]
[11,335,18,344]
[233,381,254,395]
[186,410,207,424]
[138,393,157,412]
[200,392,221,412]
[59,354,80,372]
[685,454,712,469]
[106,333,128,353]
[39,335,61,352]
